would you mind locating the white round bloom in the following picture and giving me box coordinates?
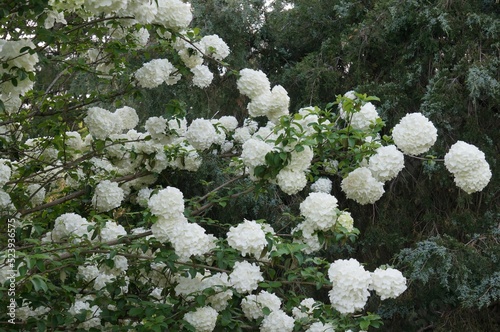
[1,39,39,71]
[276,169,307,195]
[336,211,354,232]
[151,215,187,243]
[328,258,372,314]
[341,167,384,205]
[155,0,192,29]
[227,219,267,257]
[148,186,184,218]
[229,261,263,293]
[287,146,314,172]
[135,58,175,89]
[114,106,139,131]
[392,113,437,155]
[260,309,295,332]
[145,116,168,139]
[292,298,318,319]
[237,69,271,99]
[201,273,233,311]
[52,213,93,242]
[65,131,85,153]
[247,91,272,118]
[183,306,218,332]
[347,102,380,131]
[27,183,46,206]
[370,267,407,300]
[186,118,217,151]
[127,0,158,24]
[191,65,214,88]
[84,107,119,140]
[233,127,252,144]
[444,141,492,194]
[199,34,230,61]
[241,290,282,319]
[266,85,290,123]
[305,322,335,332]
[215,116,238,132]
[177,45,204,68]
[300,192,338,231]
[311,177,332,193]
[68,297,101,330]
[78,265,100,283]
[170,222,216,262]
[100,220,127,242]
[0,159,12,186]
[241,138,273,168]
[368,145,405,182]
[92,180,124,212]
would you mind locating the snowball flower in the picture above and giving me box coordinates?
[444,141,492,194]
[154,0,193,29]
[341,167,384,204]
[229,261,263,293]
[135,58,175,89]
[227,219,267,257]
[247,91,272,118]
[311,177,332,193]
[100,220,127,242]
[199,34,230,60]
[260,309,295,332]
[169,222,216,262]
[148,186,184,218]
[276,169,307,195]
[347,102,380,131]
[52,213,93,242]
[241,138,273,168]
[201,273,233,311]
[215,116,239,131]
[292,298,319,319]
[328,258,372,314]
[370,267,407,300]
[145,116,168,139]
[0,159,12,186]
[92,180,124,212]
[114,106,139,131]
[305,322,335,332]
[266,85,290,123]
[183,306,218,332]
[186,118,217,151]
[191,65,214,88]
[392,113,437,155]
[368,145,405,182]
[84,107,119,140]
[300,192,338,231]
[241,290,282,319]
[237,69,271,99]
[336,211,354,232]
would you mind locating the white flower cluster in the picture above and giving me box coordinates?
[305,322,335,332]
[229,261,263,294]
[148,186,185,218]
[241,138,273,169]
[237,69,290,123]
[328,259,407,314]
[444,141,492,193]
[51,213,94,242]
[199,34,230,61]
[341,167,384,205]
[370,267,407,300]
[299,192,339,233]
[227,219,267,257]
[392,113,437,155]
[341,102,380,131]
[92,180,124,212]
[0,159,12,186]
[310,177,332,193]
[291,298,319,319]
[68,295,102,330]
[183,306,218,332]
[84,106,139,140]
[185,118,217,150]
[0,39,39,101]
[100,220,127,242]
[368,145,405,182]
[134,58,178,89]
[191,65,214,88]
[336,211,354,233]
[275,146,313,195]
[260,309,295,332]
[241,290,282,319]
[328,258,372,314]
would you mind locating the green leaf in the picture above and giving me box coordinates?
[30,275,48,292]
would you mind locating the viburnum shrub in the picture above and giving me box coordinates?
[0,1,492,332]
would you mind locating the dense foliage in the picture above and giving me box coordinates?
[0,0,498,331]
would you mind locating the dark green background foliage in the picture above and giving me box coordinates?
[152,1,499,330]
